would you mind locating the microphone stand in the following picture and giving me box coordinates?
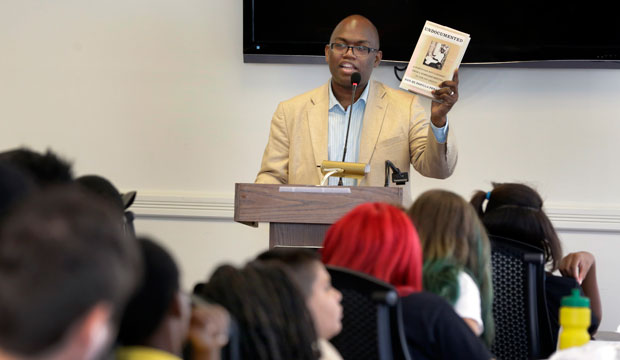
[338,79,359,186]
[384,160,409,186]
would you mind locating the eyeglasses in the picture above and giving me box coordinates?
[329,43,378,56]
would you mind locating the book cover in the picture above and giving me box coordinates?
[399,21,470,100]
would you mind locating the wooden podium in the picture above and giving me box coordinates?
[234,183,403,248]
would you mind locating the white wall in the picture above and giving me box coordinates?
[2,0,619,331]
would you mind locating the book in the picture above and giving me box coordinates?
[399,21,470,100]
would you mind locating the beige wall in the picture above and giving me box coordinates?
[2,0,620,331]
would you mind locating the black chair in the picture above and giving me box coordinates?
[489,235,554,360]
[327,265,412,360]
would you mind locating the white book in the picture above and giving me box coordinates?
[399,21,470,100]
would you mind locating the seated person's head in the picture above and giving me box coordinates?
[321,202,423,296]
[117,237,230,359]
[471,182,562,270]
[0,186,141,360]
[116,237,190,354]
[0,163,34,222]
[256,248,342,340]
[75,174,136,238]
[0,147,73,188]
[199,261,319,360]
[75,175,125,213]
[407,189,494,343]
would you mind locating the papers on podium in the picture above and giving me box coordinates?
[399,21,470,100]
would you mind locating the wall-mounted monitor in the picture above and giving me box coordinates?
[243,1,620,68]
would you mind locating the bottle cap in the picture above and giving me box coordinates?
[561,288,590,307]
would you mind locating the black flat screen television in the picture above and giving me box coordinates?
[243,1,620,68]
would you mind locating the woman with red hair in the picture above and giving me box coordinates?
[322,202,492,360]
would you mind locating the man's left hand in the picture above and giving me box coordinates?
[430,69,459,127]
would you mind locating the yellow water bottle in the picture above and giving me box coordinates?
[558,288,591,350]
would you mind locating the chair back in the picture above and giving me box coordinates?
[327,265,412,360]
[489,235,554,359]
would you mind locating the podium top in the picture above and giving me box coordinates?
[234,183,403,225]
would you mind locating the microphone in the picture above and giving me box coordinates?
[338,72,362,186]
[384,160,409,186]
[350,71,361,88]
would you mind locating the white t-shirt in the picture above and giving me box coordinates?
[453,271,484,335]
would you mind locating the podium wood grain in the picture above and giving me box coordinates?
[234,183,403,247]
[269,223,331,248]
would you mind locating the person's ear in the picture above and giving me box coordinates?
[77,303,113,360]
[325,44,331,63]
[169,291,191,320]
[374,50,383,67]
[170,291,183,317]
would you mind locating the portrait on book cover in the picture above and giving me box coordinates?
[423,41,450,70]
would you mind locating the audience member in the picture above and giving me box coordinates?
[322,202,493,360]
[76,175,125,211]
[0,163,34,221]
[0,147,73,187]
[0,186,141,360]
[116,237,230,360]
[256,248,343,360]
[407,189,494,345]
[471,182,601,347]
[199,261,320,360]
[76,174,137,237]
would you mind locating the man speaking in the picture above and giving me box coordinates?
[255,15,458,197]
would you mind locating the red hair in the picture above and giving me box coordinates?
[321,202,423,296]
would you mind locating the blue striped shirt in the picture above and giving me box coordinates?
[327,81,370,186]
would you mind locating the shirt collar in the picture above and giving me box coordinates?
[328,79,370,111]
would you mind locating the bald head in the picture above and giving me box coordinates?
[330,15,380,49]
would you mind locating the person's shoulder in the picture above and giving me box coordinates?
[116,346,182,360]
[401,291,468,327]
[401,291,453,313]
[371,80,418,104]
[280,82,329,107]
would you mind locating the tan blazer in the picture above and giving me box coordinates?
[255,80,457,199]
